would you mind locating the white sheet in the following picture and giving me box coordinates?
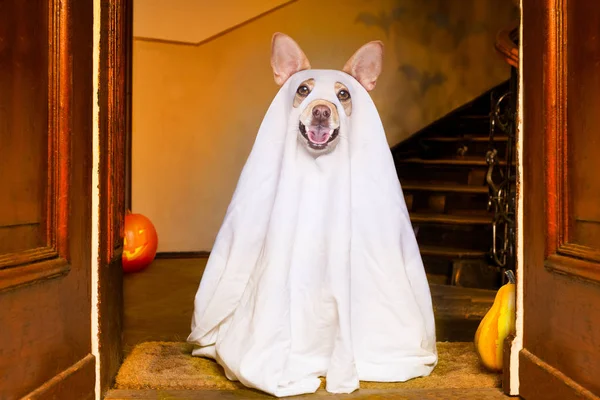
[187,69,437,397]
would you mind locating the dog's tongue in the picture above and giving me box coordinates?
[308,126,332,144]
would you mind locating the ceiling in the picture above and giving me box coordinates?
[133,0,293,44]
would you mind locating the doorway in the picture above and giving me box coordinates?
[110,0,521,399]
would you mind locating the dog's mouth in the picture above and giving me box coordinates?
[299,122,339,150]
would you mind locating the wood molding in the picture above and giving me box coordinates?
[48,0,72,261]
[0,257,69,293]
[100,0,128,264]
[97,254,124,398]
[155,251,211,259]
[495,21,519,69]
[124,0,133,212]
[98,0,132,396]
[0,0,73,290]
[22,354,96,400]
[501,334,515,394]
[0,247,57,270]
[544,0,568,259]
[545,253,600,285]
[519,350,599,400]
[558,243,600,264]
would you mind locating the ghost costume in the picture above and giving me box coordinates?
[187,69,437,397]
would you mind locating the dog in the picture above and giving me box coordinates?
[188,33,437,397]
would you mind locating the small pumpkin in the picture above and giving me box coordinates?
[474,270,516,371]
[122,211,158,273]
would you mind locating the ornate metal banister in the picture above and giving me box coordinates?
[486,24,519,281]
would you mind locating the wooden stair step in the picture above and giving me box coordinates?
[414,223,492,251]
[421,135,508,142]
[398,156,509,167]
[420,245,487,259]
[402,183,488,194]
[430,283,496,301]
[458,114,490,120]
[410,212,491,225]
[429,283,495,319]
[429,283,495,323]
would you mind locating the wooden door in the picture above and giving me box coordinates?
[0,1,95,399]
[521,1,600,399]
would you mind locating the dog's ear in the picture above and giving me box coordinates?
[342,41,384,91]
[271,33,311,86]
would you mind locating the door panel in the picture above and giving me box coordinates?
[567,2,600,254]
[0,0,69,291]
[0,1,95,399]
[521,0,600,399]
[0,1,48,256]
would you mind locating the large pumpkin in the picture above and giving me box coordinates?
[122,211,158,273]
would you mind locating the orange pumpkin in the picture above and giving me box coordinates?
[122,211,158,273]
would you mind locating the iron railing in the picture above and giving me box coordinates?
[485,65,518,280]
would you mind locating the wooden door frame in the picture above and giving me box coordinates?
[97,0,133,396]
[501,9,524,396]
[95,2,547,398]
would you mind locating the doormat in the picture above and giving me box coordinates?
[114,342,501,391]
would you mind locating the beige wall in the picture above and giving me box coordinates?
[132,0,518,252]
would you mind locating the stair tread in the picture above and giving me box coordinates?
[429,283,496,318]
[402,182,488,194]
[429,282,496,299]
[420,245,488,258]
[422,135,508,142]
[457,114,490,120]
[430,283,496,319]
[398,156,509,166]
[410,212,491,225]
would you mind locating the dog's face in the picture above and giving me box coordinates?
[270,33,383,155]
[294,79,347,153]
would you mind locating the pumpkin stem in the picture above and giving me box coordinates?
[505,269,516,284]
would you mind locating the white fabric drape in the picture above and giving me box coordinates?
[188,69,437,397]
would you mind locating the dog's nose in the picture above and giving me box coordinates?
[312,105,331,120]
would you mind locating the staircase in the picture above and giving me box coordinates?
[389,24,520,342]
[393,80,516,291]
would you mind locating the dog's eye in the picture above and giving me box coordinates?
[337,90,351,101]
[297,85,310,96]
